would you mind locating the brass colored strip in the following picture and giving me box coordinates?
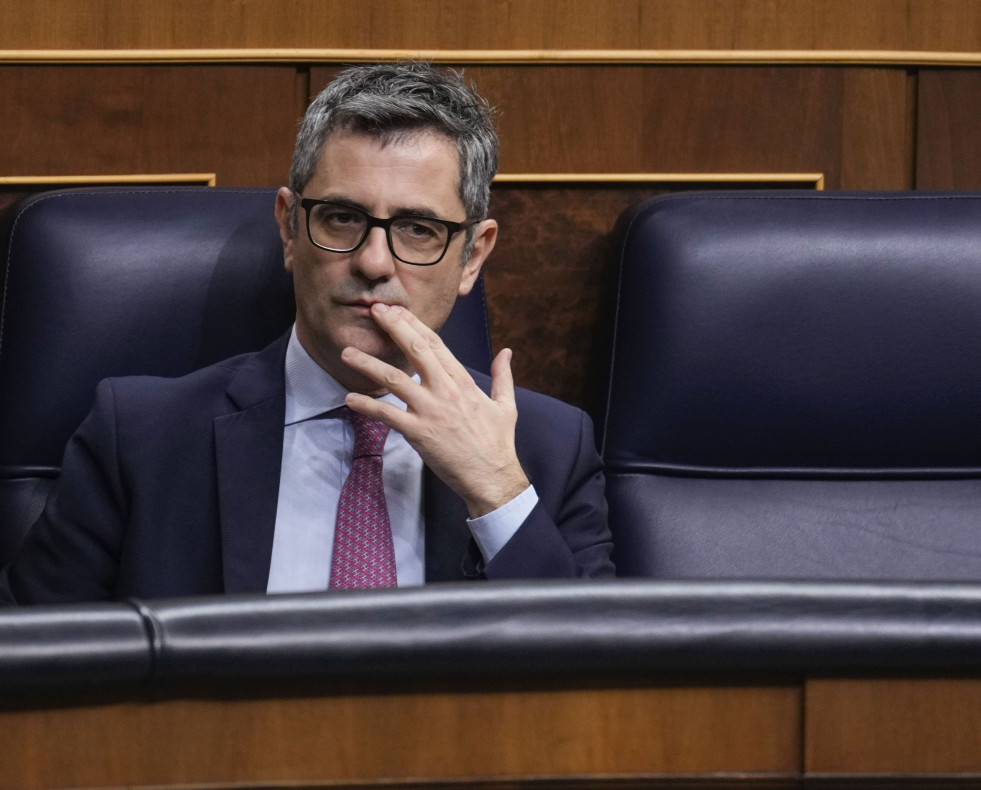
[1,48,980,67]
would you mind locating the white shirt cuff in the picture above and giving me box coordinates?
[466,485,539,562]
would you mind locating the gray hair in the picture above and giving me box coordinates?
[287,61,499,249]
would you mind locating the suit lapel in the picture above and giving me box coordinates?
[214,336,289,594]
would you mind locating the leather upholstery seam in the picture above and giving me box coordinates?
[605,466,981,480]
[126,596,162,684]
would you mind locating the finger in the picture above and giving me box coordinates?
[344,391,413,433]
[489,348,517,407]
[340,345,420,401]
[371,304,468,381]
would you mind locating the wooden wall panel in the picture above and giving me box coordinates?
[486,183,651,410]
[806,678,981,776]
[0,65,303,186]
[909,0,981,53]
[915,69,981,189]
[638,67,839,179]
[311,64,911,183]
[0,0,978,53]
[636,0,912,52]
[409,65,910,186]
[0,685,801,789]
[462,66,647,173]
[841,68,914,189]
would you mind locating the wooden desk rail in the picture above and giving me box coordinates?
[5,678,981,788]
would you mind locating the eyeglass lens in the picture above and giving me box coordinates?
[308,203,450,264]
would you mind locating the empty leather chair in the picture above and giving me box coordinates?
[601,191,981,579]
[0,187,491,565]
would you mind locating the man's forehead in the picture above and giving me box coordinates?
[307,128,464,209]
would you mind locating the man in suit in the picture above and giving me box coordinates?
[1,62,613,603]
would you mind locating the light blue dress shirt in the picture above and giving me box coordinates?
[267,327,537,592]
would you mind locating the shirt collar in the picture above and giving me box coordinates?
[283,325,408,426]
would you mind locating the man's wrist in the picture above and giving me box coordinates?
[467,484,539,562]
[463,469,531,519]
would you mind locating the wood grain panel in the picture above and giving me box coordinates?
[805,678,981,775]
[311,65,909,184]
[909,0,981,53]
[915,70,981,189]
[636,0,910,51]
[637,67,844,178]
[0,65,302,186]
[351,0,646,51]
[0,684,801,789]
[466,66,647,173]
[454,66,908,186]
[1,0,976,53]
[841,68,913,188]
[486,182,651,410]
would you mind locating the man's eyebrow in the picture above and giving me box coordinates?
[311,194,445,219]
[310,195,370,213]
[391,206,443,219]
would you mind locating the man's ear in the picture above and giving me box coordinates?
[274,187,296,273]
[458,219,498,297]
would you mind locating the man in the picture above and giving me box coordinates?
[1,62,613,603]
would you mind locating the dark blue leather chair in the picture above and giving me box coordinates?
[0,187,492,565]
[601,191,981,580]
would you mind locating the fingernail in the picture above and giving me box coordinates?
[374,303,389,313]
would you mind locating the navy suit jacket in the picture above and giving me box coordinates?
[3,334,613,603]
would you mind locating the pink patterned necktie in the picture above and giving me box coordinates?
[329,407,397,589]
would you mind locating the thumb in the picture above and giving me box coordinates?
[489,348,516,406]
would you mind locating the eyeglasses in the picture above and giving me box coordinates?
[299,198,479,266]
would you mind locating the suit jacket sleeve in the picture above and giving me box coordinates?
[5,379,129,603]
[479,402,614,580]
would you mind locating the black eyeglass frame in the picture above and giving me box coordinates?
[299,197,480,266]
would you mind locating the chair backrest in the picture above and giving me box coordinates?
[0,187,492,564]
[601,191,981,580]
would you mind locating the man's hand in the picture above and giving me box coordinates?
[341,303,530,518]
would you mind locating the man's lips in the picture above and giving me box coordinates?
[340,299,398,316]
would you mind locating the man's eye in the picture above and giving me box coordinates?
[323,210,358,225]
[396,219,439,239]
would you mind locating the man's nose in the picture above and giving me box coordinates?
[353,226,397,279]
